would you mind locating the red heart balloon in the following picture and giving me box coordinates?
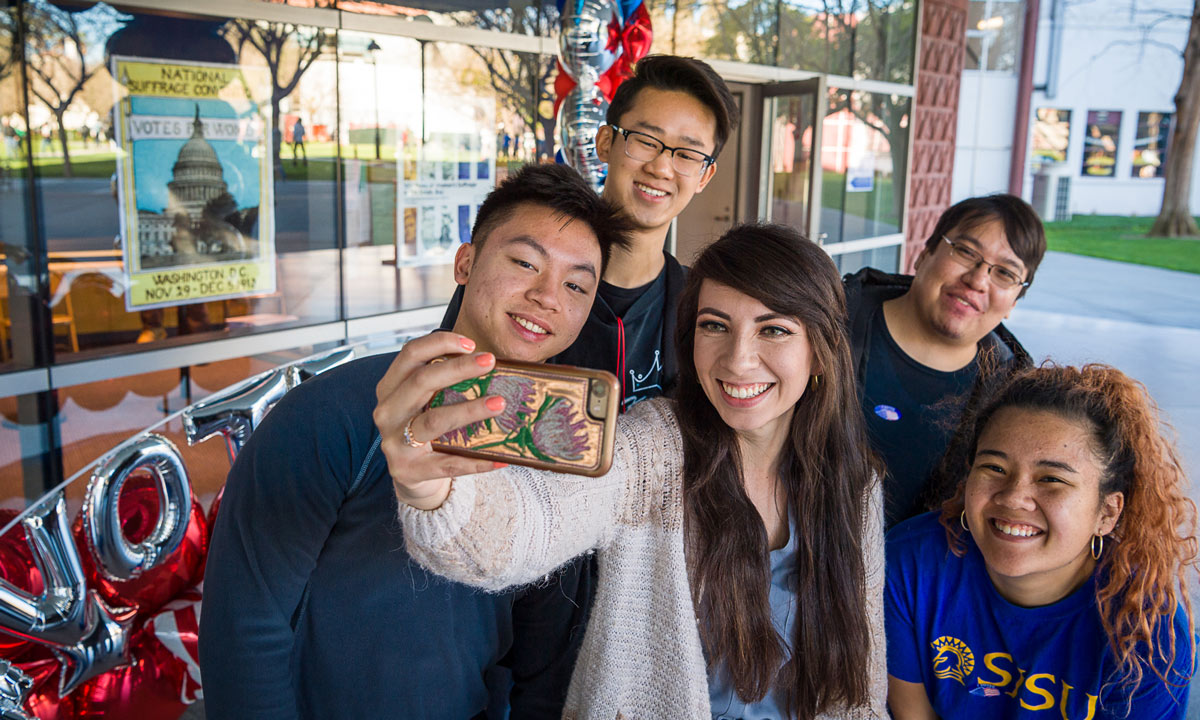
[0,510,45,660]
[67,624,190,720]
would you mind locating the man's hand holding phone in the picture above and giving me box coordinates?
[374,333,507,511]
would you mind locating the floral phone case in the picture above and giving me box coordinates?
[429,360,620,477]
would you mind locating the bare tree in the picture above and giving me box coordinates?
[225,19,330,174]
[23,3,97,177]
[461,6,557,159]
[1150,0,1200,236]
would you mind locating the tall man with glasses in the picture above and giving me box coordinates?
[844,194,1047,529]
[442,55,739,409]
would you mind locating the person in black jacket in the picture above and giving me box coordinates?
[200,163,631,719]
[845,194,1045,529]
[443,55,739,410]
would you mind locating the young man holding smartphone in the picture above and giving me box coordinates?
[200,163,631,719]
[442,55,740,409]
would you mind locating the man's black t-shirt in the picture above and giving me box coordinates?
[860,306,978,529]
[573,270,668,409]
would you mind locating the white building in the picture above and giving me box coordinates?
[953,0,1196,216]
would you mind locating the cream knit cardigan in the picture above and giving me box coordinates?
[400,398,887,720]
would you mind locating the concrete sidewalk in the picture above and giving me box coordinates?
[1005,251,1200,480]
[1002,250,1200,718]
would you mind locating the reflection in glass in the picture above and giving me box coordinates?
[19,4,340,363]
[767,93,816,232]
[833,244,900,274]
[820,89,908,245]
[965,0,1022,72]
[339,31,551,318]
[649,0,914,83]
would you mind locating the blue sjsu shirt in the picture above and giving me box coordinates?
[886,512,1192,720]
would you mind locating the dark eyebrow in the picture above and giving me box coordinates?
[697,307,728,319]
[506,235,596,280]
[629,121,711,151]
[755,312,793,323]
[976,449,1078,474]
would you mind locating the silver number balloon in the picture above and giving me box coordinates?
[558,80,610,189]
[284,347,355,389]
[82,434,192,581]
[0,494,133,696]
[558,0,622,80]
[0,660,33,720]
[182,368,290,462]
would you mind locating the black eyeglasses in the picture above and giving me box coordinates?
[942,237,1029,289]
[609,125,715,177]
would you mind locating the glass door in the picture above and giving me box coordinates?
[760,78,824,243]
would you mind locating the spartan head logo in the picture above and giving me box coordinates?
[931,636,975,685]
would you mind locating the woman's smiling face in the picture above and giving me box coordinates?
[692,280,814,448]
[964,406,1124,606]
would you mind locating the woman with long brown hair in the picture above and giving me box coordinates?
[886,364,1196,719]
[390,223,886,718]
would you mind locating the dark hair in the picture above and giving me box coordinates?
[940,364,1197,693]
[676,223,879,718]
[471,163,633,274]
[606,55,740,158]
[923,194,1046,297]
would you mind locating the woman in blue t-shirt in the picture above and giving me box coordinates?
[886,364,1195,719]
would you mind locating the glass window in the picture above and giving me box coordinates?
[1132,111,1170,179]
[1031,107,1070,170]
[833,244,901,275]
[1082,109,1121,177]
[21,2,341,364]
[251,0,553,37]
[337,31,549,317]
[965,0,1022,72]
[820,89,909,245]
[651,0,915,83]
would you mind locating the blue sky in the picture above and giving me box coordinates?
[130,96,262,213]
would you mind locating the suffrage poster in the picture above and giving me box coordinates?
[112,56,275,310]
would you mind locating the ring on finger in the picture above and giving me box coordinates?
[403,417,427,448]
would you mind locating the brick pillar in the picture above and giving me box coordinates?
[905,0,968,272]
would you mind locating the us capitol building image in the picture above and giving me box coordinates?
[136,105,259,268]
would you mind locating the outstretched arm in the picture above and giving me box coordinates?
[396,400,676,592]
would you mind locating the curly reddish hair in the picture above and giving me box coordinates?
[939,363,1197,692]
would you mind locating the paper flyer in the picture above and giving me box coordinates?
[112,56,275,310]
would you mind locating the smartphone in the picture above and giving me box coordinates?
[429,360,619,477]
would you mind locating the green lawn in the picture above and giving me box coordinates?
[1043,215,1200,275]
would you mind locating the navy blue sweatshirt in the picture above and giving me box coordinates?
[200,352,591,719]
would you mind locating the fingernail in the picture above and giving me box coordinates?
[475,352,494,367]
[485,395,505,411]
[459,337,475,351]
[492,461,508,469]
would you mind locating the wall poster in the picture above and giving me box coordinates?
[112,56,275,310]
[1132,111,1171,178]
[1081,110,1121,178]
[1031,108,1070,169]
[397,131,495,266]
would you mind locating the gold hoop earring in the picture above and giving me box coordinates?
[810,374,820,388]
[1091,534,1104,560]
[960,511,968,531]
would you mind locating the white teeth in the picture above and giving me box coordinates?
[635,182,667,197]
[721,382,772,399]
[993,519,1042,538]
[514,316,547,334]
